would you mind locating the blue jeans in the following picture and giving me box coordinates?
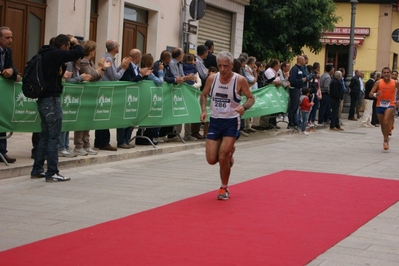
[318,93,330,124]
[58,131,70,150]
[31,97,62,178]
[300,111,309,132]
[288,88,301,127]
[117,127,134,146]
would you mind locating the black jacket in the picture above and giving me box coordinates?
[330,77,344,100]
[0,48,18,81]
[203,52,217,70]
[38,44,84,98]
[349,75,360,94]
[120,63,143,82]
[364,79,375,100]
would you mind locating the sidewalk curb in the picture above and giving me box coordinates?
[0,142,206,180]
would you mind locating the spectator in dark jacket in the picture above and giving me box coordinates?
[330,71,344,131]
[30,34,84,182]
[0,26,20,164]
[287,56,307,129]
[203,40,217,70]
[348,70,361,120]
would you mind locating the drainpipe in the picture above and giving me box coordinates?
[181,0,187,49]
[186,0,198,54]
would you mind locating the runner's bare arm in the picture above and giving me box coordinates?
[369,80,381,98]
[235,75,255,116]
[200,74,215,122]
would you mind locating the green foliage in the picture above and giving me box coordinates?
[243,0,340,62]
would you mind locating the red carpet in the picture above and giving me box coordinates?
[2,170,399,265]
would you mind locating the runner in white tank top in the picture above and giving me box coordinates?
[200,51,255,200]
[209,72,241,119]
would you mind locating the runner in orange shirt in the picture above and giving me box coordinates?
[369,67,399,150]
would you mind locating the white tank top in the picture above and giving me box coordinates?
[209,72,241,118]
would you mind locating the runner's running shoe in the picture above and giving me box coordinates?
[383,141,389,150]
[217,187,230,200]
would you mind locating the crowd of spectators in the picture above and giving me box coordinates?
[1,28,390,181]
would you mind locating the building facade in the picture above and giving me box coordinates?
[303,0,399,75]
[1,0,250,75]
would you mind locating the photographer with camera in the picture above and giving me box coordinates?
[153,50,172,83]
[30,34,84,182]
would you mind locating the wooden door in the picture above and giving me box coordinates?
[122,20,148,57]
[122,20,137,58]
[4,1,26,72]
[0,0,46,74]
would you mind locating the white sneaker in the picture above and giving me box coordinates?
[247,127,257,132]
[302,131,309,136]
[58,149,77,158]
[167,136,182,142]
[240,130,249,137]
[84,147,98,155]
[154,137,164,143]
[74,148,88,156]
[46,173,71,182]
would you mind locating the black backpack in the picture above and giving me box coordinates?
[22,53,46,98]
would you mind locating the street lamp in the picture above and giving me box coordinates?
[347,0,358,82]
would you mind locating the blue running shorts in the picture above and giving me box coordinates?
[207,117,240,140]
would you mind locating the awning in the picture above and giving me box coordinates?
[320,27,369,46]
[320,35,365,46]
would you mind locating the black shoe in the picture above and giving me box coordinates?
[99,145,117,151]
[2,154,16,163]
[31,173,46,179]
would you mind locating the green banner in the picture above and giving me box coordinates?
[0,77,288,132]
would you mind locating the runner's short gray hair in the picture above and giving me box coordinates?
[216,51,234,64]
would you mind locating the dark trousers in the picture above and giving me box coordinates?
[159,126,175,138]
[0,132,7,155]
[371,99,378,125]
[330,98,340,129]
[349,92,359,119]
[309,96,319,123]
[191,123,202,135]
[318,93,330,124]
[116,127,133,146]
[288,88,301,126]
[94,129,111,148]
[31,97,62,178]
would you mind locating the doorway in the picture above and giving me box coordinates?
[0,0,46,74]
[325,45,349,72]
[122,5,148,57]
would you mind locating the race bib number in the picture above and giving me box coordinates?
[213,98,231,113]
[380,99,391,108]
